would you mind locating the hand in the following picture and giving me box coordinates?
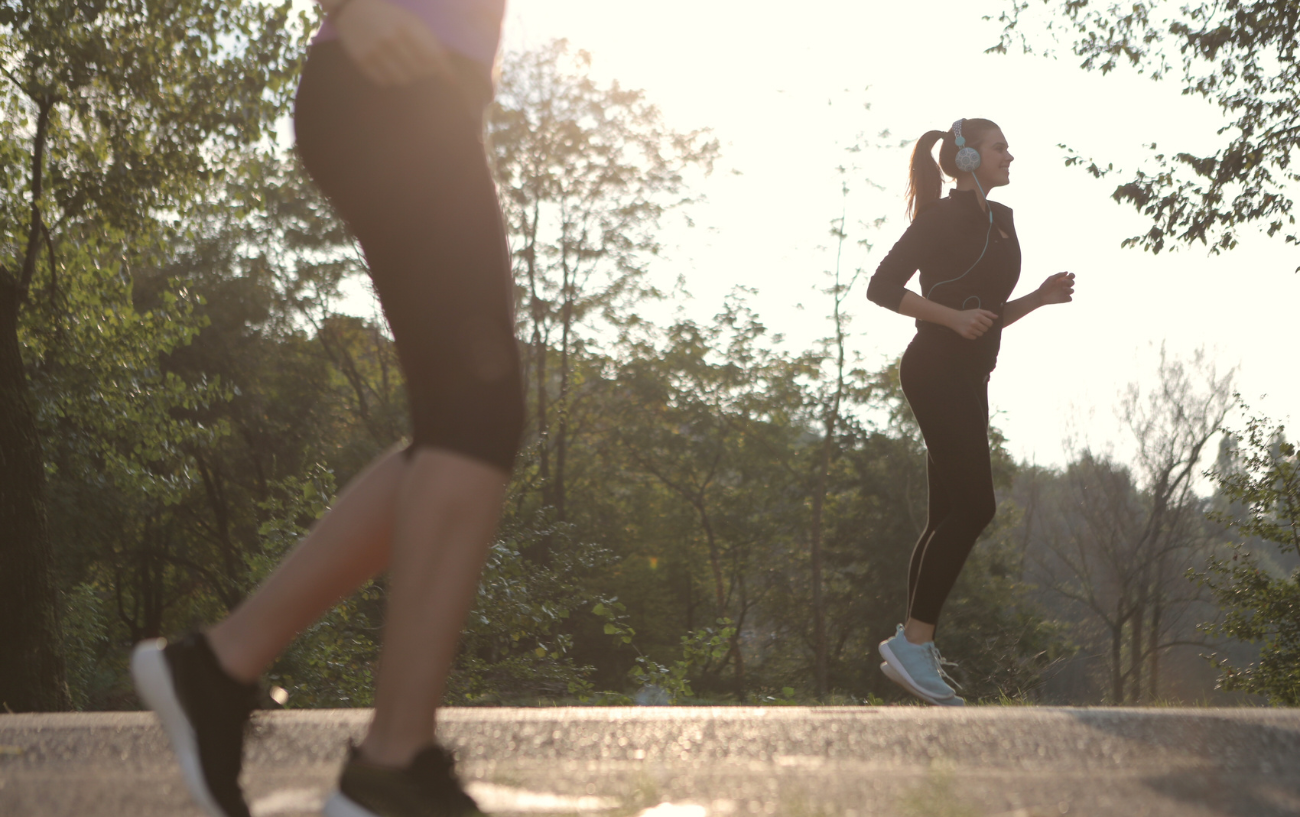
[1037,272,1076,306]
[333,0,452,87]
[948,308,999,340]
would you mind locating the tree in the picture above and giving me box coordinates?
[488,40,718,525]
[0,0,307,709]
[991,0,1300,264]
[1197,406,1300,704]
[605,297,808,698]
[1023,348,1234,702]
[806,180,870,698]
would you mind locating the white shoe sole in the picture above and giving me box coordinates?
[131,639,230,817]
[323,791,376,817]
[878,643,963,706]
[880,661,965,706]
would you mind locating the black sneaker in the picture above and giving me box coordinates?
[324,743,483,817]
[131,633,259,817]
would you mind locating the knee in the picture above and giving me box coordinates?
[973,492,997,531]
[957,490,996,533]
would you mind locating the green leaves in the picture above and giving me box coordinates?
[1196,403,1300,704]
[995,0,1300,265]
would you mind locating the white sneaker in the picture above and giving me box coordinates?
[878,625,964,706]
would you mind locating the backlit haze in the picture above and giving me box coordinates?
[328,0,1300,470]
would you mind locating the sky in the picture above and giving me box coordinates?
[329,0,1300,471]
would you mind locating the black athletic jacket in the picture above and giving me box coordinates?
[867,189,1022,373]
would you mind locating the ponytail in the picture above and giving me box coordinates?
[904,118,1001,221]
[905,130,947,222]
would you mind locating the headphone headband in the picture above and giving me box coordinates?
[952,119,966,147]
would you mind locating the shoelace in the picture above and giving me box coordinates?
[926,643,962,690]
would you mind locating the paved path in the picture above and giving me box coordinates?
[3,707,1299,817]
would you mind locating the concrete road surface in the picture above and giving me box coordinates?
[3,707,1299,817]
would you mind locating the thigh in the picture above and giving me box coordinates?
[924,450,954,523]
[294,43,515,379]
[901,346,992,501]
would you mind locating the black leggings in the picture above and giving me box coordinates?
[293,44,524,471]
[899,338,997,626]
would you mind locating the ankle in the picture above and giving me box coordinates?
[356,737,426,770]
[202,627,261,687]
[902,619,936,645]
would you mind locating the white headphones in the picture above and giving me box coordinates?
[953,118,982,173]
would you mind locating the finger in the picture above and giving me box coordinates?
[359,49,402,86]
[392,30,437,81]
[389,39,430,84]
[408,23,452,76]
[374,42,418,85]
[357,57,393,86]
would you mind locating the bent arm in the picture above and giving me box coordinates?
[898,291,998,340]
[896,290,960,331]
[1001,290,1044,328]
[1002,272,1076,328]
[868,209,999,341]
[866,211,933,312]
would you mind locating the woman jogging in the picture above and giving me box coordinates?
[867,118,1075,706]
[130,1,521,816]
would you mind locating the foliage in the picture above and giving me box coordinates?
[990,0,1300,264]
[29,37,1079,711]
[603,602,736,705]
[449,520,617,705]
[0,0,312,709]
[1015,348,1234,703]
[490,39,719,522]
[1196,406,1300,705]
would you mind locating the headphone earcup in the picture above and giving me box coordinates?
[955,145,981,173]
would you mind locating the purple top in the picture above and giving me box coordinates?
[315,0,506,69]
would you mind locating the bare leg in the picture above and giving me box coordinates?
[207,447,409,684]
[206,445,507,767]
[904,618,936,645]
[358,448,507,767]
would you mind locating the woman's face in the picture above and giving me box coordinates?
[973,128,1013,189]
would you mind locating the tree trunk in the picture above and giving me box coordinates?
[1110,619,1124,704]
[194,451,242,609]
[683,568,694,632]
[809,423,832,700]
[1130,598,1144,704]
[0,278,70,711]
[554,268,572,523]
[807,200,853,701]
[522,207,552,524]
[698,502,725,614]
[1149,594,1161,700]
[732,573,747,700]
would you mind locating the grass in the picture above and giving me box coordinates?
[896,765,985,817]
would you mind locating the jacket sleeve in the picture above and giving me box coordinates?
[867,210,935,313]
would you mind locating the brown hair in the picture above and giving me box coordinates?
[905,118,1000,221]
